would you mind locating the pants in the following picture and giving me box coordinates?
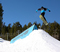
[41,12,46,21]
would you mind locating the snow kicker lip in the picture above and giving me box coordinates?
[10,24,38,44]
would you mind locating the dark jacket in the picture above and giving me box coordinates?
[37,7,50,13]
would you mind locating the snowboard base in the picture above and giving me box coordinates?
[39,15,48,25]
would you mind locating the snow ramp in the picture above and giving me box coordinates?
[10,24,38,43]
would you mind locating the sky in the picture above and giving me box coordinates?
[0,0,60,27]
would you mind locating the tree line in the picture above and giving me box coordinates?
[0,21,60,41]
[0,22,41,40]
[0,3,60,41]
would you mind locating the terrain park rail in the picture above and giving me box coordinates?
[10,24,37,43]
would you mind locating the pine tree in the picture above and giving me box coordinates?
[0,3,3,34]
[37,23,41,29]
[27,22,32,28]
[23,24,27,31]
[7,24,11,33]
[15,22,22,33]
[1,22,6,35]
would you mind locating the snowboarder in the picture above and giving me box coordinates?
[36,6,50,21]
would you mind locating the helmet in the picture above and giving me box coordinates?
[41,6,44,8]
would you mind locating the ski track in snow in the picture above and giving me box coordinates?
[0,29,60,52]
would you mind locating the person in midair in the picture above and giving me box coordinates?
[36,6,50,21]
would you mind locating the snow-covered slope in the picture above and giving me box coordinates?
[0,29,60,52]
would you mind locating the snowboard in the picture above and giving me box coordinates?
[39,15,48,25]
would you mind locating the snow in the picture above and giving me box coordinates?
[0,29,60,52]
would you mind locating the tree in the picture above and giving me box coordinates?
[11,25,14,33]
[14,22,22,32]
[27,22,32,28]
[0,3,3,34]
[37,23,41,29]
[8,24,11,33]
[14,23,17,33]
[23,24,27,31]
[1,22,6,35]
[41,23,46,30]
[33,21,37,25]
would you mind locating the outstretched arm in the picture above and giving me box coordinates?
[38,8,41,10]
[47,8,51,12]
[36,8,41,12]
[44,8,50,12]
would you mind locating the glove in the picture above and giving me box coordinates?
[47,9,50,12]
[36,10,38,12]
[49,10,50,12]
